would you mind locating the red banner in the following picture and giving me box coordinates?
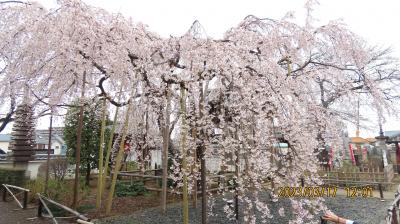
[349,144,356,165]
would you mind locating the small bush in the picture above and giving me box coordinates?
[0,168,26,187]
[38,156,70,181]
[125,161,138,171]
[115,181,147,197]
[25,177,89,204]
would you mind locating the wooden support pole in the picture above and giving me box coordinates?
[44,111,53,195]
[180,83,189,224]
[39,194,90,221]
[2,186,6,202]
[96,98,107,210]
[191,126,198,208]
[101,92,121,197]
[161,84,171,214]
[72,72,86,209]
[23,190,28,209]
[106,100,132,215]
[379,183,384,201]
[392,207,398,224]
[38,195,58,224]
[199,79,207,224]
[37,199,43,218]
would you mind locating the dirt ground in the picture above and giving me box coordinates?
[82,188,181,219]
[0,199,63,224]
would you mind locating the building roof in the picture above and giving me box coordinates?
[35,133,64,145]
[385,130,400,138]
[0,134,11,142]
[366,137,377,143]
[350,136,369,144]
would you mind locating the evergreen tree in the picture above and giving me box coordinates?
[64,99,111,185]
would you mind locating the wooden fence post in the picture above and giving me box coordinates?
[378,183,384,201]
[23,191,28,209]
[37,199,43,217]
[2,186,6,202]
[392,207,398,224]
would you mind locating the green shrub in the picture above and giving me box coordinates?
[115,181,147,197]
[125,161,138,171]
[0,168,26,187]
[25,178,45,203]
[25,177,89,204]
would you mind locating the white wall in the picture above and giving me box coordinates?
[0,160,45,180]
[0,142,10,152]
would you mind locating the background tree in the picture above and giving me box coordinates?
[64,99,111,186]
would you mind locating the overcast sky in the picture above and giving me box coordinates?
[6,0,400,137]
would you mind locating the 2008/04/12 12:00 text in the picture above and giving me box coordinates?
[277,186,373,198]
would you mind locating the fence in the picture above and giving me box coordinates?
[37,193,93,224]
[386,185,400,224]
[0,154,66,161]
[2,184,30,209]
[117,170,235,194]
[320,170,385,183]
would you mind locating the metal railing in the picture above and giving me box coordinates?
[2,184,30,209]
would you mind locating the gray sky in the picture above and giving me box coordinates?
[7,0,400,137]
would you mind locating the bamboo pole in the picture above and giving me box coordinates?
[234,128,240,221]
[72,71,86,209]
[105,100,131,215]
[180,83,189,224]
[44,110,53,195]
[191,123,198,208]
[161,84,171,214]
[96,98,107,210]
[199,79,207,224]
[101,95,121,198]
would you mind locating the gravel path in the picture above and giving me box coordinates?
[96,192,390,224]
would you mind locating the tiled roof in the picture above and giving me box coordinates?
[350,136,369,144]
